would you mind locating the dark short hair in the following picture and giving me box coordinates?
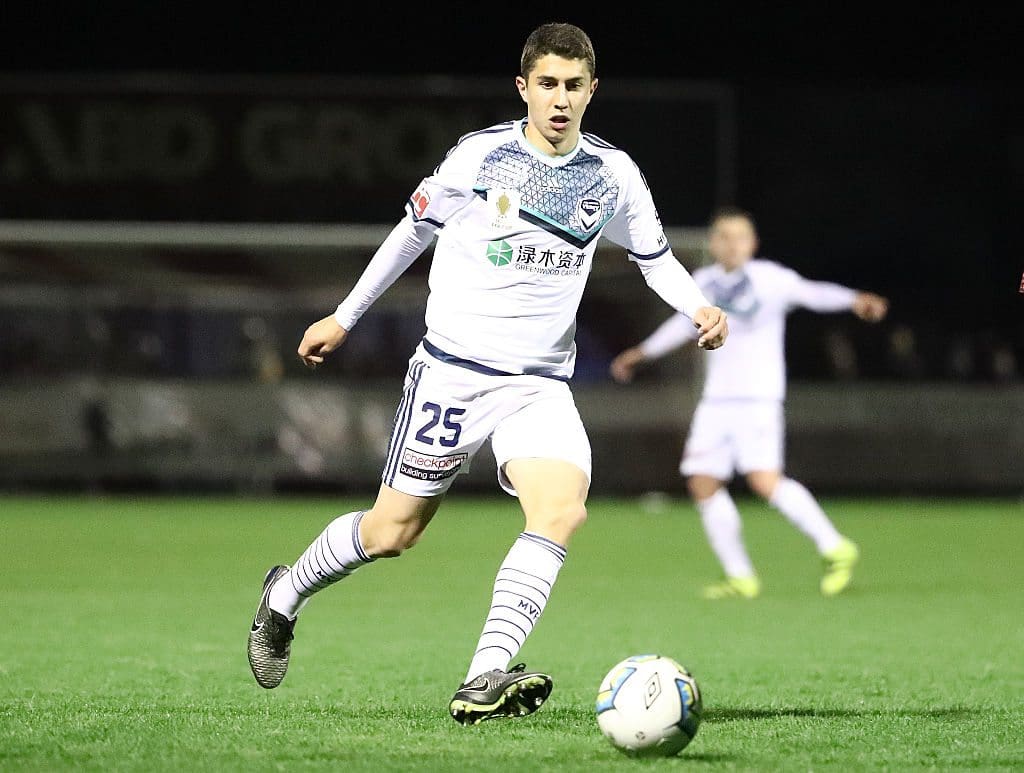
[521,23,596,79]
[709,205,757,230]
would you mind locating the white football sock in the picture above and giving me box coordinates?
[770,478,843,553]
[267,510,374,619]
[464,532,566,682]
[696,489,756,578]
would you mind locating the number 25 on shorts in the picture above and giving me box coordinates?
[415,402,466,448]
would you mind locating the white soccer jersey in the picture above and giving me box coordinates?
[335,118,709,380]
[640,259,857,401]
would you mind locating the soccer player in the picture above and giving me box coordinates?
[246,23,728,724]
[610,207,888,599]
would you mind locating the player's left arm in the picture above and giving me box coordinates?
[603,160,728,350]
[788,270,889,322]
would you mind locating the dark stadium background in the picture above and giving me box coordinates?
[1,6,1020,493]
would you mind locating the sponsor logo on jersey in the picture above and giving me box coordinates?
[513,244,587,277]
[399,449,468,481]
[484,240,589,276]
[486,188,520,229]
[576,197,602,231]
[411,184,431,219]
[485,239,514,267]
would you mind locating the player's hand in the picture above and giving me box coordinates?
[610,347,647,384]
[852,292,889,323]
[297,314,349,369]
[693,306,728,350]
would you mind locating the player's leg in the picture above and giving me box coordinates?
[746,469,859,595]
[248,485,442,689]
[249,353,484,688]
[746,468,843,552]
[682,402,760,599]
[449,390,589,725]
[268,484,443,617]
[739,401,858,595]
[689,475,760,599]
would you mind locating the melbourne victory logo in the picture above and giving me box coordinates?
[576,197,602,232]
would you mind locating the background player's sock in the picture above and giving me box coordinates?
[770,478,843,554]
[464,532,565,682]
[267,511,374,619]
[697,489,756,578]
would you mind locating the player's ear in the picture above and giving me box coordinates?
[515,75,528,103]
[589,77,599,98]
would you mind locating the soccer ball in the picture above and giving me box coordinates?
[595,654,703,757]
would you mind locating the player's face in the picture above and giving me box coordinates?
[516,54,597,156]
[708,217,758,271]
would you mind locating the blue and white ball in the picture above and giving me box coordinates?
[595,654,703,757]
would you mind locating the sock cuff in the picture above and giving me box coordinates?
[351,510,374,563]
[769,477,799,508]
[697,487,733,510]
[519,531,567,562]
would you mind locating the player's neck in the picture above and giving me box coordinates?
[523,120,579,157]
[719,259,753,274]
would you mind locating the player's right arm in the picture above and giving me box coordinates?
[610,312,700,384]
[297,159,474,369]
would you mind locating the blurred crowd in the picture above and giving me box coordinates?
[1,304,1020,385]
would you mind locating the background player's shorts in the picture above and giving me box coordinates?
[381,342,591,498]
[680,399,784,480]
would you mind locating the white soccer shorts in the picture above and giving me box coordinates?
[380,341,592,497]
[679,399,785,480]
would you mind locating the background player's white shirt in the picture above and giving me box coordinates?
[640,259,856,401]
[335,118,709,380]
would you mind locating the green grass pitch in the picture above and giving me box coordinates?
[1,495,1021,771]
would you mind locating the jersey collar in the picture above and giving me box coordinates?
[514,117,583,167]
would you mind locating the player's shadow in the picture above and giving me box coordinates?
[708,707,964,721]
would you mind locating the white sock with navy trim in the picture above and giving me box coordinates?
[464,532,566,682]
[267,510,374,619]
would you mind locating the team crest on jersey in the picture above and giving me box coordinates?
[576,197,602,231]
[487,188,520,229]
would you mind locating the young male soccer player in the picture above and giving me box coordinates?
[246,23,728,724]
[611,207,887,599]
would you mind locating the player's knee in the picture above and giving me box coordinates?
[687,477,722,501]
[360,517,423,558]
[368,528,421,557]
[746,473,780,501]
[529,500,587,541]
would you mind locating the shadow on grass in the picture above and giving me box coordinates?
[708,706,965,721]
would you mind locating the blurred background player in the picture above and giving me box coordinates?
[247,23,727,724]
[611,206,887,599]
